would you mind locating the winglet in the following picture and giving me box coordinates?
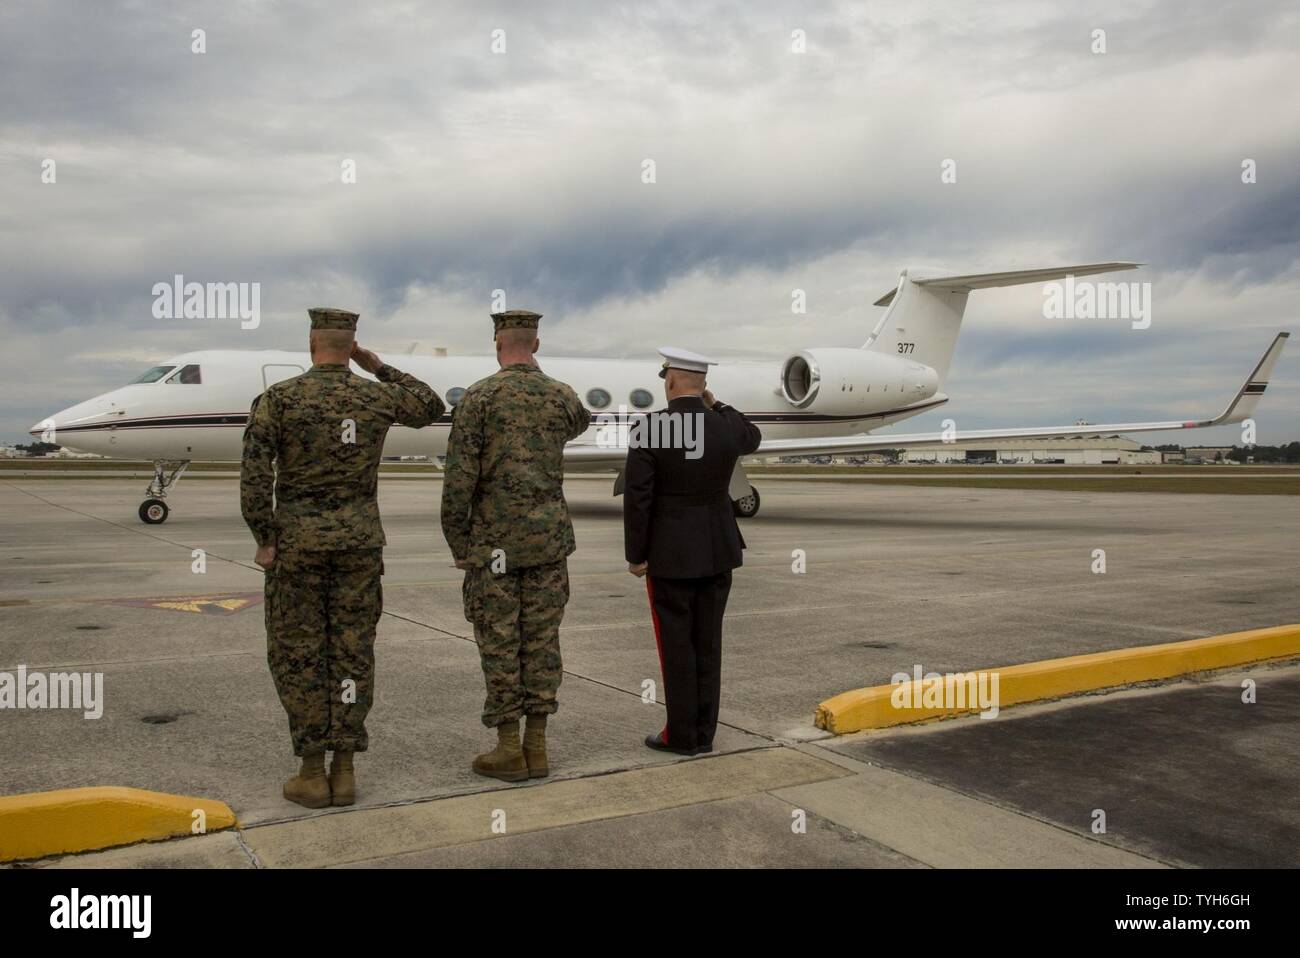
[1204,332,1290,426]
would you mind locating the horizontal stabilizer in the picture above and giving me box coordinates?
[874,262,1142,306]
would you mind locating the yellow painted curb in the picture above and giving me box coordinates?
[0,787,237,863]
[815,623,1300,734]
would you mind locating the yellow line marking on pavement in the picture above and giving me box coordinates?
[104,593,262,615]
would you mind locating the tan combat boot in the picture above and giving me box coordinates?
[283,752,331,808]
[523,714,549,779]
[329,750,355,807]
[472,720,529,782]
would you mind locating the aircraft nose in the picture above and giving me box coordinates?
[30,396,118,445]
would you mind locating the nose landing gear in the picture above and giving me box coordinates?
[139,459,190,524]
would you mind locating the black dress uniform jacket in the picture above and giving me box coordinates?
[623,396,763,577]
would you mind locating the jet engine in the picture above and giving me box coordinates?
[779,348,938,416]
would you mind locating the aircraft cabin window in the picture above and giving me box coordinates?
[586,388,611,409]
[629,388,654,409]
[445,386,466,406]
[165,364,202,385]
[129,366,176,384]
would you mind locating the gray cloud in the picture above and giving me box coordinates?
[2,0,1298,443]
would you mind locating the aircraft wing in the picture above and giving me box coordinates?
[562,332,1288,464]
[751,332,1288,458]
[562,442,636,465]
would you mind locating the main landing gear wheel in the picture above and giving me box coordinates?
[139,498,169,524]
[732,484,760,518]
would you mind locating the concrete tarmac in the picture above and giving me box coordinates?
[828,667,1300,868]
[1,476,1295,867]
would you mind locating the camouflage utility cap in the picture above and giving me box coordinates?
[491,309,542,333]
[309,308,360,331]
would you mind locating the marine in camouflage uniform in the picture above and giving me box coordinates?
[441,309,591,781]
[241,307,444,807]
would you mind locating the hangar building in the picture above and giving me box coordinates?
[896,435,1160,465]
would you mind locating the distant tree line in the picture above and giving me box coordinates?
[1224,443,1300,463]
[12,442,61,455]
[1142,442,1300,462]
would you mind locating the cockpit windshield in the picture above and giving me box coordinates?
[165,364,202,384]
[129,365,177,384]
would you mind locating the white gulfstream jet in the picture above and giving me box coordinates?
[32,263,1289,524]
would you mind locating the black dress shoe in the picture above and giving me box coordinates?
[644,732,702,756]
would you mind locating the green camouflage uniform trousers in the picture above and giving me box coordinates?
[441,362,591,727]
[462,559,569,726]
[265,548,383,754]
[241,360,444,755]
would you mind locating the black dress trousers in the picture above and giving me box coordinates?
[646,571,732,750]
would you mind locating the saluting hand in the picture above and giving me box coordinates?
[628,561,648,577]
[351,342,384,374]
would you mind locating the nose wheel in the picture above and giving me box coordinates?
[138,459,190,524]
[139,499,170,524]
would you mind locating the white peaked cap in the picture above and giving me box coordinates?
[657,346,719,378]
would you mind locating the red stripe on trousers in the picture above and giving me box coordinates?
[645,576,669,745]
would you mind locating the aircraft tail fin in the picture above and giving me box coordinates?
[865,262,1142,387]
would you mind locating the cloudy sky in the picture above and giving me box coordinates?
[3,0,1297,445]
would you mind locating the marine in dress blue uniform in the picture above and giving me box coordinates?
[623,348,762,754]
